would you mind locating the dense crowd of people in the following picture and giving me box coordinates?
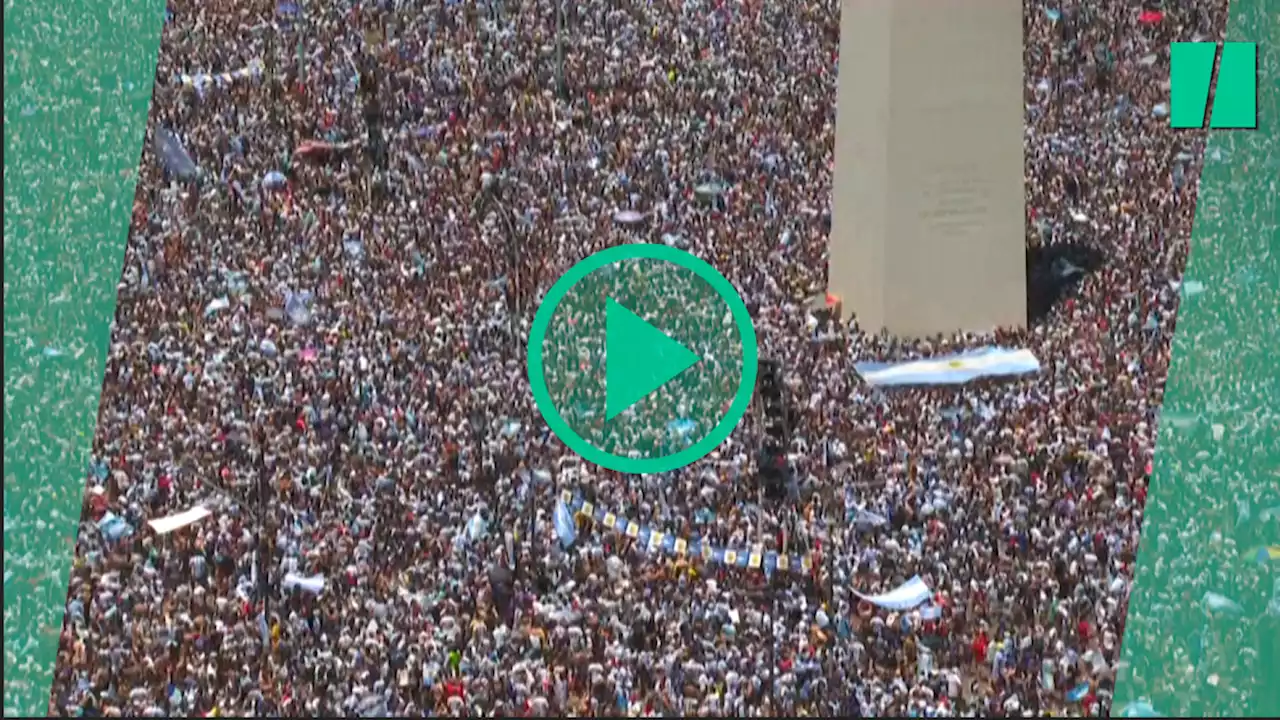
[42,0,1277,716]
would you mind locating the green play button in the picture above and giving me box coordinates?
[528,244,759,474]
[604,298,702,421]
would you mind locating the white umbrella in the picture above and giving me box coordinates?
[613,209,645,225]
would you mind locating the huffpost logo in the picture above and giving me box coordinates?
[1170,42,1258,129]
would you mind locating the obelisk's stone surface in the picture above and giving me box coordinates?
[829,0,1027,338]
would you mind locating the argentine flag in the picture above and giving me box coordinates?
[554,498,578,548]
[855,347,1040,387]
[1252,545,1280,565]
[1203,591,1244,615]
[1066,682,1091,703]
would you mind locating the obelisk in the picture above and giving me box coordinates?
[828,0,1027,338]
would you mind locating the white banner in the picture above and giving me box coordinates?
[282,572,326,595]
[148,505,212,535]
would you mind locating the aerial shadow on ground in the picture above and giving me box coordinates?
[1026,241,1106,325]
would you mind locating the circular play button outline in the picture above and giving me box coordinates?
[527,244,759,475]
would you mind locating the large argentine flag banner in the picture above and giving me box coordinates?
[854,575,933,610]
[855,347,1041,387]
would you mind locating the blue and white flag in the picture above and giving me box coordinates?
[855,347,1041,387]
[155,127,200,180]
[665,418,697,450]
[257,612,271,648]
[853,576,933,611]
[97,512,135,542]
[1066,682,1091,703]
[1202,591,1244,615]
[853,508,889,530]
[466,512,488,543]
[666,418,697,437]
[284,290,314,326]
[262,170,288,190]
[554,499,577,548]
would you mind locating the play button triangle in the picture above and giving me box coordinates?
[605,298,702,421]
